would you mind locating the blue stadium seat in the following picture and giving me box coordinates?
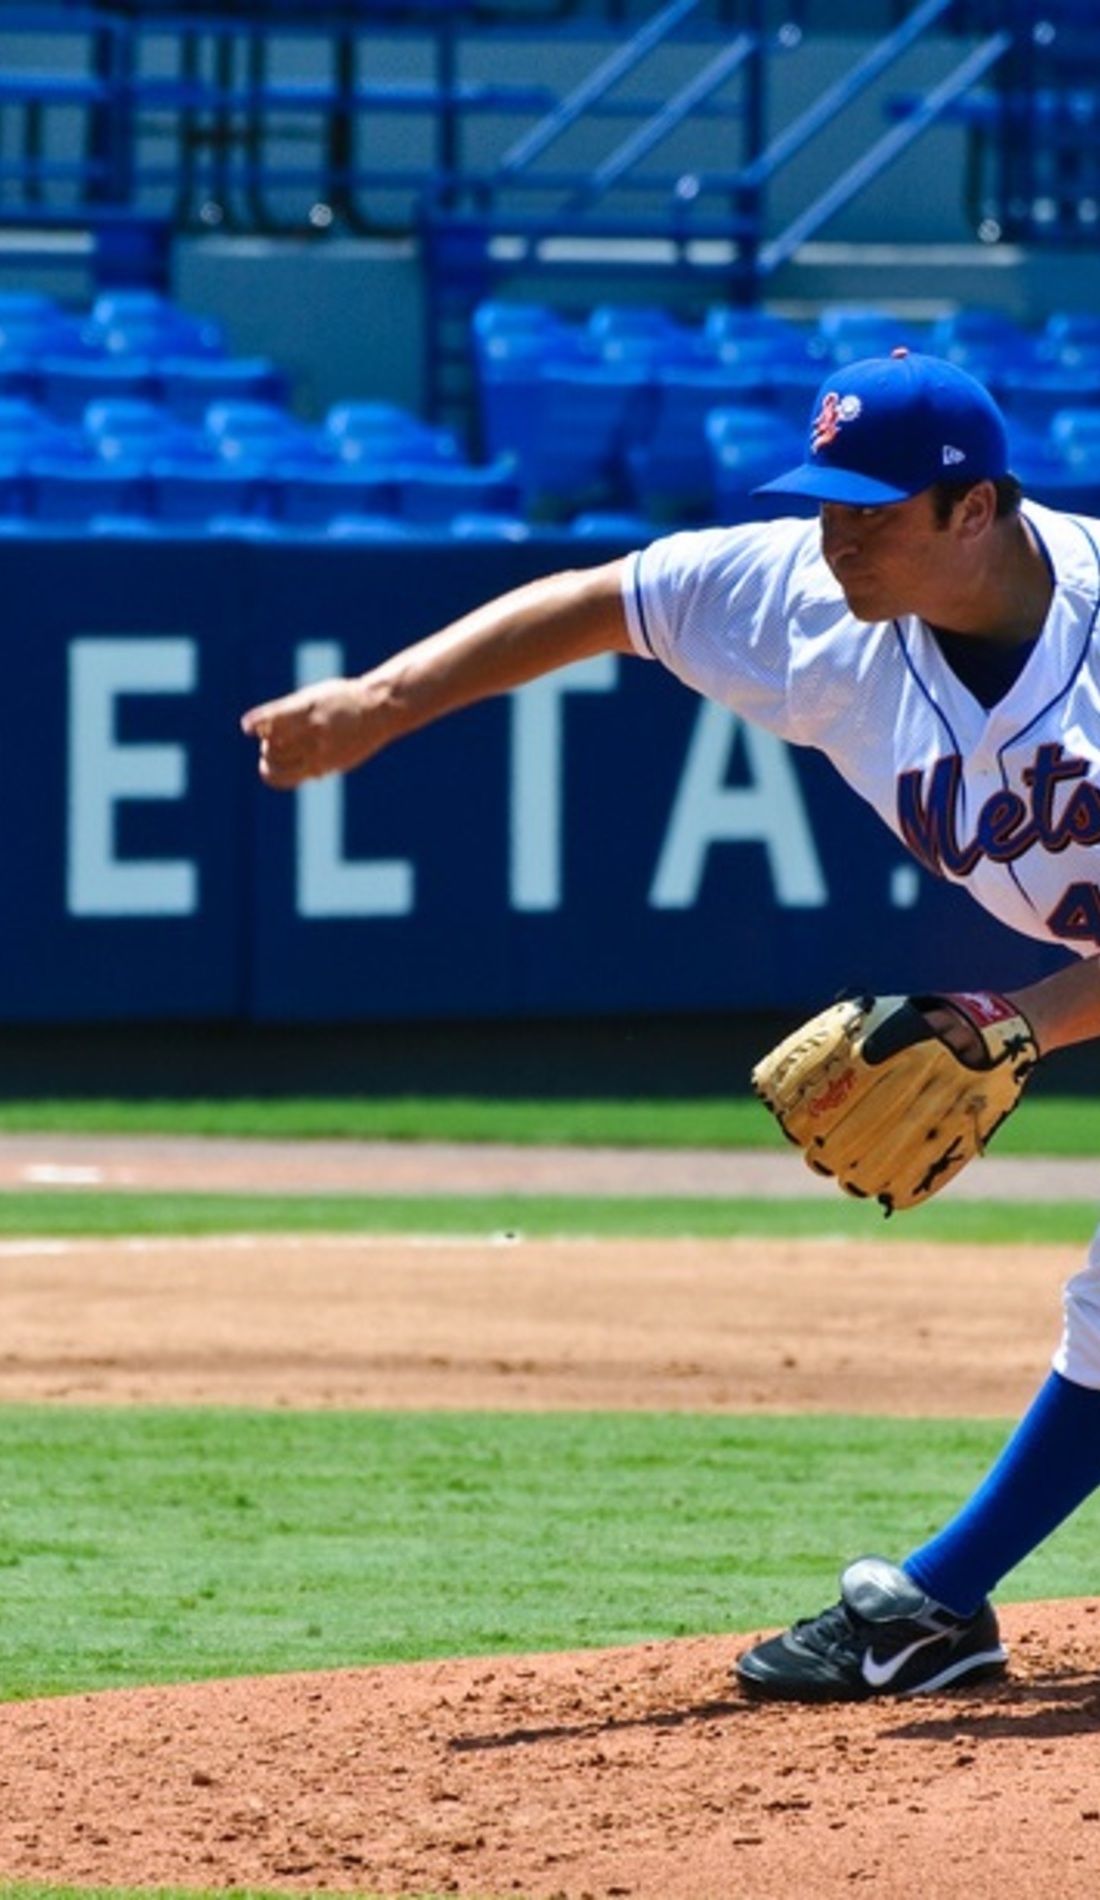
[145,452,271,526]
[0,396,72,456]
[700,306,809,362]
[447,510,533,541]
[84,290,226,361]
[0,351,47,401]
[1038,311,1100,364]
[626,362,791,524]
[811,305,918,365]
[706,405,813,523]
[1048,407,1100,470]
[24,450,149,526]
[37,353,161,421]
[157,356,291,422]
[82,396,198,462]
[925,308,1039,397]
[1000,312,1100,428]
[0,293,82,363]
[472,307,585,464]
[516,359,653,518]
[701,314,821,424]
[321,400,463,467]
[1003,419,1091,500]
[202,399,316,465]
[0,291,61,327]
[397,454,524,525]
[472,301,575,351]
[268,459,401,528]
[697,309,813,411]
[322,515,425,542]
[584,303,697,369]
[569,509,654,543]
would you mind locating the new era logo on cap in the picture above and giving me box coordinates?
[756,349,1009,506]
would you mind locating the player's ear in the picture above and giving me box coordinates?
[951,479,998,540]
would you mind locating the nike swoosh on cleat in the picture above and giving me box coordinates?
[860,1631,950,1689]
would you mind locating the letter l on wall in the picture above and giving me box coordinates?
[294,641,414,917]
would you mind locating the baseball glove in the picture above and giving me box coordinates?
[751,991,1039,1215]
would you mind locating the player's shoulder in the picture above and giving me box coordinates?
[632,512,822,585]
[1023,497,1100,584]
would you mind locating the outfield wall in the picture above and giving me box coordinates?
[6,528,1064,1026]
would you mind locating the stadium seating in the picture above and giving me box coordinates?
[472,306,586,467]
[4,283,1100,534]
[156,356,292,423]
[396,455,525,526]
[202,400,317,466]
[320,400,465,468]
[511,359,654,519]
[706,406,812,523]
[810,304,919,365]
[83,290,226,361]
[82,397,191,462]
[924,309,1041,407]
[626,362,792,524]
[584,304,698,369]
[447,510,533,542]
[1047,407,1100,473]
[267,460,403,529]
[144,453,271,528]
[24,451,148,527]
[37,352,163,421]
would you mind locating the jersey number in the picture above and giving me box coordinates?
[1048,882,1100,949]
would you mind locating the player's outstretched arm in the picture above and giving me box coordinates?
[241,558,633,789]
[1007,954,1100,1058]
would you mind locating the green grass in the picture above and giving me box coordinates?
[0,1405,1096,1705]
[0,1094,774,1145]
[0,1093,1096,1152]
[0,1189,1091,1242]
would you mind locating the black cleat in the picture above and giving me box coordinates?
[735,1556,1008,1702]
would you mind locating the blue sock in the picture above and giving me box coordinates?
[904,1370,1100,1618]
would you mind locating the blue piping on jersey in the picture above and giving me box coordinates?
[892,619,965,761]
[628,565,657,658]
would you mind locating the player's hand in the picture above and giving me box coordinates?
[241,677,377,788]
[917,997,986,1065]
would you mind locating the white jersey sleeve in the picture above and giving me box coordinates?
[621,518,866,748]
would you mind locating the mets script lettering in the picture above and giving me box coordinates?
[897,743,1100,878]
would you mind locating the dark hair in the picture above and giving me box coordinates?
[929,473,1022,526]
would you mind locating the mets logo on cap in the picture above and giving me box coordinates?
[812,391,863,455]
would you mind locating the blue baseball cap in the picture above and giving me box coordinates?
[755,348,1009,504]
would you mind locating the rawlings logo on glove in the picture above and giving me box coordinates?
[752,990,1040,1215]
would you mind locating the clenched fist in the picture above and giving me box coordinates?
[241,676,380,788]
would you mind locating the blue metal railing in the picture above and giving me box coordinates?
[0,3,1098,420]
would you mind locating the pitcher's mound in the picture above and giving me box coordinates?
[0,1600,1098,1900]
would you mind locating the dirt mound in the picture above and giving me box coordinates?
[2,1604,1099,1899]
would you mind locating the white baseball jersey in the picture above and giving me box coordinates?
[622,500,1100,957]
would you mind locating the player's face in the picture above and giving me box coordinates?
[819,491,951,622]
